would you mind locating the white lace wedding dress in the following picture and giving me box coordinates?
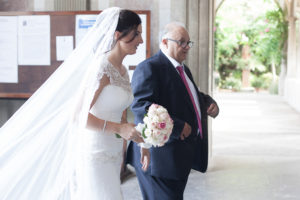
[75,59,133,200]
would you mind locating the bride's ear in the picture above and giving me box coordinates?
[114,31,121,41]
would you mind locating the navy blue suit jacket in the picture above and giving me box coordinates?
[127,50,218,180]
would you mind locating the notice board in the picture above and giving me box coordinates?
[0,10,150,99]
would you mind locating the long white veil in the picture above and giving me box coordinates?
[0,7,121,200]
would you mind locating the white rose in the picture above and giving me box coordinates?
[159,113,169,120]
[156,107,166,114]
[144,128,152,137]
[143,116,149,124]
[135,123,145,134]
[152,116,159,123]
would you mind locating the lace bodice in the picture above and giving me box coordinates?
[90,58,133,123]
[97,59,132,93]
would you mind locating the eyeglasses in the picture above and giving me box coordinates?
[167,38,194,48]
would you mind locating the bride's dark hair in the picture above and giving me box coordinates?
[115,9,141,43]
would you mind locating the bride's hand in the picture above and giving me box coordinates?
[119,123,144,143]
[140,148,150,171]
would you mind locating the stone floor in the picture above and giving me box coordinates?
[121,92,300,200]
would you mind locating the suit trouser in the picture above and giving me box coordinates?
[135,167,188,200]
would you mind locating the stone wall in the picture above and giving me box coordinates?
[0,0,33,11]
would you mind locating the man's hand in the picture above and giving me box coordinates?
[140,148,150,171]
[180,122,192,140]
[207,103,219,118]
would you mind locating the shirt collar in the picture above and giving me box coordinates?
[161,50,184,69]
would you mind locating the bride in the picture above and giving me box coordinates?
[0,7,149,200]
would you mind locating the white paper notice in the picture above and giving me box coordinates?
[18,15,50,65]
[75,15,97,46]
[56,36,74,61]
[0,16,18,83]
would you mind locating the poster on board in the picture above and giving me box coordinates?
[75,15,97,47]
[18,15,50,65]
[56,36,74,61]
[0,16,18,83]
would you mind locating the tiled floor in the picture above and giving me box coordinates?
[122,92,300,200]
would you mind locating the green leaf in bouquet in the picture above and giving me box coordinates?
[115,134,121,138]
[142,126,147,138]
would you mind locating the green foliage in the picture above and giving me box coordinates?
[250,8,288,75]
[215,0,287,92]
[262,72,275,89]
[251,75,265,89]
[250,72,278,94]
[250,73,271,89]
[220,76,241,91]
[214,19,242,81]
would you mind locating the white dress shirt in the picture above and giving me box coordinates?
[162,51,202,118]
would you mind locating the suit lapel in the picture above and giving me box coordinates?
[158,51,195,113]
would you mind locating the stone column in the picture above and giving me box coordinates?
[169,0,213,94]
[34,0,87,11]
[286,0,297,78]
[170,0,187,23]
[187,0,200,87]
[284,0,300,112]
[53,0,86,11]
[297,19,300,79]
[198,0,213,94]
[33,0,54,11]
[90,0,109,10]
[157,0,171,53]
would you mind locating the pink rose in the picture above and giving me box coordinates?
[159,122,166,129]
[164,135,167,141]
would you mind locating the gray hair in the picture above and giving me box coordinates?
[159,21,186,42]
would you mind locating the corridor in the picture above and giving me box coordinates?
[122,92,300,200]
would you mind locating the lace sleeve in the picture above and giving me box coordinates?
[96,59,131,93]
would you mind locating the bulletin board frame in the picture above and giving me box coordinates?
[0,10,151,99]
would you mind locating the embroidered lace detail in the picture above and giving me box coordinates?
[97,58,132,93]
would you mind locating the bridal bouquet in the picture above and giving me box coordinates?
[136,104,173,148]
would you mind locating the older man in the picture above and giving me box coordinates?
[127,22,219,200]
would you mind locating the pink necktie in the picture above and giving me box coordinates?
[176,66,203,138]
